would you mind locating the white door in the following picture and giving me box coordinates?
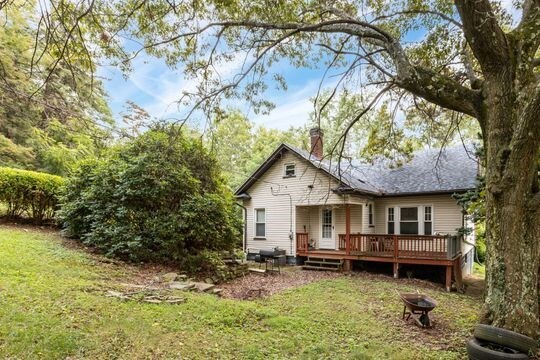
[320,208,335,249]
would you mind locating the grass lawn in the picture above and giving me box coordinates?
[473,262,485,277]
[0,225,480,359]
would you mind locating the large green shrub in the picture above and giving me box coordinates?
[0,167,64,223]
[58,128,241,265]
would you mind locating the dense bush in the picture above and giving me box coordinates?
[58,128,242,265]
[0,167,64,223]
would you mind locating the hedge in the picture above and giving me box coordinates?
[0,167,64,223]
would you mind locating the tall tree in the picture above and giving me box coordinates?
[0,2,112,174]
[208,110,304,189]
[3,0,540,338]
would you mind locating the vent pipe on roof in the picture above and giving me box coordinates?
[309,127,324,159]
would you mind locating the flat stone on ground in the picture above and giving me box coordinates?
[162,272,179,282]
[191,282,215,292]
[169,282,195,290]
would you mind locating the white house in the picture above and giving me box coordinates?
[235,128,478,290]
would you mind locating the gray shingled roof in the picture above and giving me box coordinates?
[235,143,479,197]
[284,144,479,196]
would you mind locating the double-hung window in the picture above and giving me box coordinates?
[255,208,266,238]
[399,207,419,234]
[424,206,432,235]
[387,207,395,234]
[368,203,374,226]
[386,206,433,235]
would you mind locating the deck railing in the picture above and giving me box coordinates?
[296,232,460,260]
[337,234,460,259]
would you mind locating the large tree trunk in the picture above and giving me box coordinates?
[482,74,540,339]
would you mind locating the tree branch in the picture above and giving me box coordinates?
[511,1,540,74]
[398,65,482,119]
[373,9,463,29]
[454,0,510,74]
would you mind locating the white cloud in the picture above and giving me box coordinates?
[101,51,252,124]
[251,80,319,129]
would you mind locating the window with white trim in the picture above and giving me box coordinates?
[399,207,419,234]
[255,208,266,238]
[387,207,395,234]
[424,206,432,235]
[368,203,374,226]
[386,205,434,235]
[284,163,296,177]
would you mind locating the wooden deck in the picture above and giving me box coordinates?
[296,232,463,291]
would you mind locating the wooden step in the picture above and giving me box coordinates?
[307,257,343,264]
[302,265,341,271]
[304,260,341,268]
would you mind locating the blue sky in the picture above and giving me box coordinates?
[98,1,517,131]
[99,54,330,131]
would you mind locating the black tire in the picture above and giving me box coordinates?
[467,338,529,360]
[474,324,538,354]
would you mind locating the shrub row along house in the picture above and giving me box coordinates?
[235,128,478,291]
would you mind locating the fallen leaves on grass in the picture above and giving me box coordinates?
[220,268,341,299]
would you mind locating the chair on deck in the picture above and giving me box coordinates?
[382,237,394,252]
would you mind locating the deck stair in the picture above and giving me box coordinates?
[302,257,343,271]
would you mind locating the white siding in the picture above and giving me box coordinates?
[241,150,469,259]
[373,195,464,235]
[242,151,367,255]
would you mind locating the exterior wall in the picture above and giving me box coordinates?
[373,194,464,235]
[334,205,363,235]
[372,194,475,274]
[243,150,368,255]
[361,201,376,233]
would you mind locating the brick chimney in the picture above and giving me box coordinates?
[309,127,324,159]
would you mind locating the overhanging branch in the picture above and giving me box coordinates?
[454,0,510,73]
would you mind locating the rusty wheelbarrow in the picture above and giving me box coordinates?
[399,292,437,328]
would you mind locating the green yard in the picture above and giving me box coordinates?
[0,225,480,359]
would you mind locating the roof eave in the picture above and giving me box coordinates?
[332,186,381,197]
[379,188,475,197]
[233,143,290,196]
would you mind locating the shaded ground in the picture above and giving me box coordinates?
[0,225,481,359]
[463,276,485,298]
[220,267,341,299]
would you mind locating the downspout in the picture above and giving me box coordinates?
[235,202,248,252]
[270,187,294,255]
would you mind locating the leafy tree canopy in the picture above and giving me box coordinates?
[0,1,113,175]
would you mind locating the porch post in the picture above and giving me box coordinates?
[345,204,351,255]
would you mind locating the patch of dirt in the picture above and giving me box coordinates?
[220,267,341,299]
[463,275,485,298]
[0,221,58,234]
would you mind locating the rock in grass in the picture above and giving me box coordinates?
[169,282,195,290]
[211,288,223,296]
[191,282,215,292]
[143,299,162,304]
[162,272,179,282]
[165,298,185,304]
